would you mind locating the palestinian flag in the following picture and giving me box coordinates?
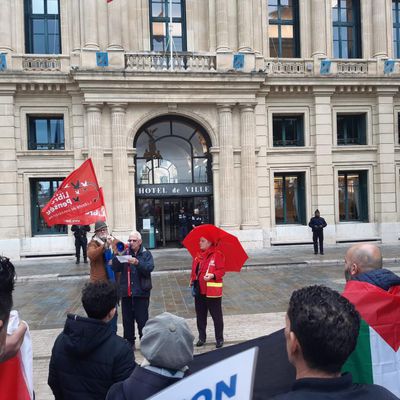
[342,280,400,397]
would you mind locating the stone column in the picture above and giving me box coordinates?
[374,88,397,242]
[237,0,253,52]
[0,0,13,51]
[208,0,217,52]
[82,0,99,49]
[239,104,259,229]
[218,104,236,229]
[69,0,81,51]
[311,0,327,58]
[86,104,104,185]
[110,104,132,233]
[108,0,123,49]
[216,0,230,51]
[372,0,388,58]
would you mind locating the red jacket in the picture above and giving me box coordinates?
[190,247,225,298]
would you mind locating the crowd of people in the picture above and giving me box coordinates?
[1,224,400,399]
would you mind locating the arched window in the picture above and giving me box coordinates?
[134,116,212,185]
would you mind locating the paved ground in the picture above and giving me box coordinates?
[11,243,400,399]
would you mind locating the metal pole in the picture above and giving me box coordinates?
[169,0,173,71]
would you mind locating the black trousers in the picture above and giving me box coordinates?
[121,296,150,345]
[313,230,324,254]
[194,295,223,343]
[74,238,87,261]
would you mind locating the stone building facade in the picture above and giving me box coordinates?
[1,0,400,258]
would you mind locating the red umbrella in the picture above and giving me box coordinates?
[183,224,248,272]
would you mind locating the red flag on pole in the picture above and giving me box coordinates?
[41,159,106,226]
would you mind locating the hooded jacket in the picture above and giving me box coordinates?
[353,268,400,291]
[48,314,135,400]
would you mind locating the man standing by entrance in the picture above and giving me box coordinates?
[191,208,204,229]
[112,231,154,350]
[71,225,90,264]
[178,207,190,246]
[308,209,327,255]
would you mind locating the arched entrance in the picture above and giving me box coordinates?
[134,115,213,248]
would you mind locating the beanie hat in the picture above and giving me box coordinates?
[94,220,108,232]
[140,312,194,370]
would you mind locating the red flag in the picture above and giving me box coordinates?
[0,356,31,400]
[107,0,113,2]
[41,159,106,226]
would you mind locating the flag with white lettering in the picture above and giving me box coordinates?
[41,159,106,226]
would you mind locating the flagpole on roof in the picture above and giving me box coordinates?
[169,0,173,71]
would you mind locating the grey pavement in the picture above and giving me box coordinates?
[11,243,400,400]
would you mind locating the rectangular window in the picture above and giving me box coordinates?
[332,0,361,58]
[337,113,366,145]
[274,172,306,224]
[393,1,400,58]
[268,0,300,58]
[150,0,186,52]
[338,171,368,221]
[30,178,67,235]
[25,0,61,54]
[27,115,64,150]
[273,115,304,146]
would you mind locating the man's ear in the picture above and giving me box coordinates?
[351,263,359,276]
[288,331,300,358]
[106,307,116,322]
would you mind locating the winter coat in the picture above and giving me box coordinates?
[308,216,327,232]
[71,225,90,240]
[112,245,154,298]
[48,314,135,400]
[190,247,225,298]
[106,366,183,400]
[353,268,400,291]
[87,237,119,282]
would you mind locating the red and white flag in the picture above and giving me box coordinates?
[41,159,106,226]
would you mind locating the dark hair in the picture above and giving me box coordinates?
[0,256,16,323]
[287,285,360,373]
[81,281,117,320]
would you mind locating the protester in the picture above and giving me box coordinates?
[308,209,327,255]
[271,285,398,399]
[178,207,190,246]
[71,224,90,264]
[191,208,204,229]
[0,256,27,363]
[106,312,194,400]
[190,235,225,348]
[48,281,135,400]
[112,231,154,350]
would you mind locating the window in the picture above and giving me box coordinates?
[268,0,300,58]
[338,171,368,221]
[273,115,304,146]
[25,0,61,54]
[150,0,186,52]
[30,178,67,235]
[332,0,361,58]
[135,116,211,185]
[28,116,64,150]
[393,1,400,58]
[274,173,306,224]
[337,113,366,145]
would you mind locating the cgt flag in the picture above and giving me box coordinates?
[41,159,106,226]
[342,280,400,397]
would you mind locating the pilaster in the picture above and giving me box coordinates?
[372,0,388,58]
[237,0,253,52]
[0,0,13,52]
[311,0,327,58]
[82,0,99,49]
[108,0,123,49]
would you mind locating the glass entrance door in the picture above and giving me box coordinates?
[137,196,212,248]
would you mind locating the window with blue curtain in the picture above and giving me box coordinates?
[338,171,368,221]
[393,1,400,58]
[273,115,304,146]
[150,0,187,52]
[337,113,366,145]
[30,178,67,235]
[274,173,306,224]
[268,0,300,58]
[332,0,361,58]
[25,0,61,54]
[28,115,64,150]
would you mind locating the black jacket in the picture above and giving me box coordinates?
[353,268,400,291]
[71,225,90,239]
[308,217,327,232]
[106,366,182,400]
[48,314,135,400]
[112,245,154,298]
[271,373,399,400]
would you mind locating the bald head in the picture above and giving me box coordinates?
[344,244,382,281]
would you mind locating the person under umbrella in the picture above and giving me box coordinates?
[189,235,226,349]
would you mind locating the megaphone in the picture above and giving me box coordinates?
[116,241,128,254]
